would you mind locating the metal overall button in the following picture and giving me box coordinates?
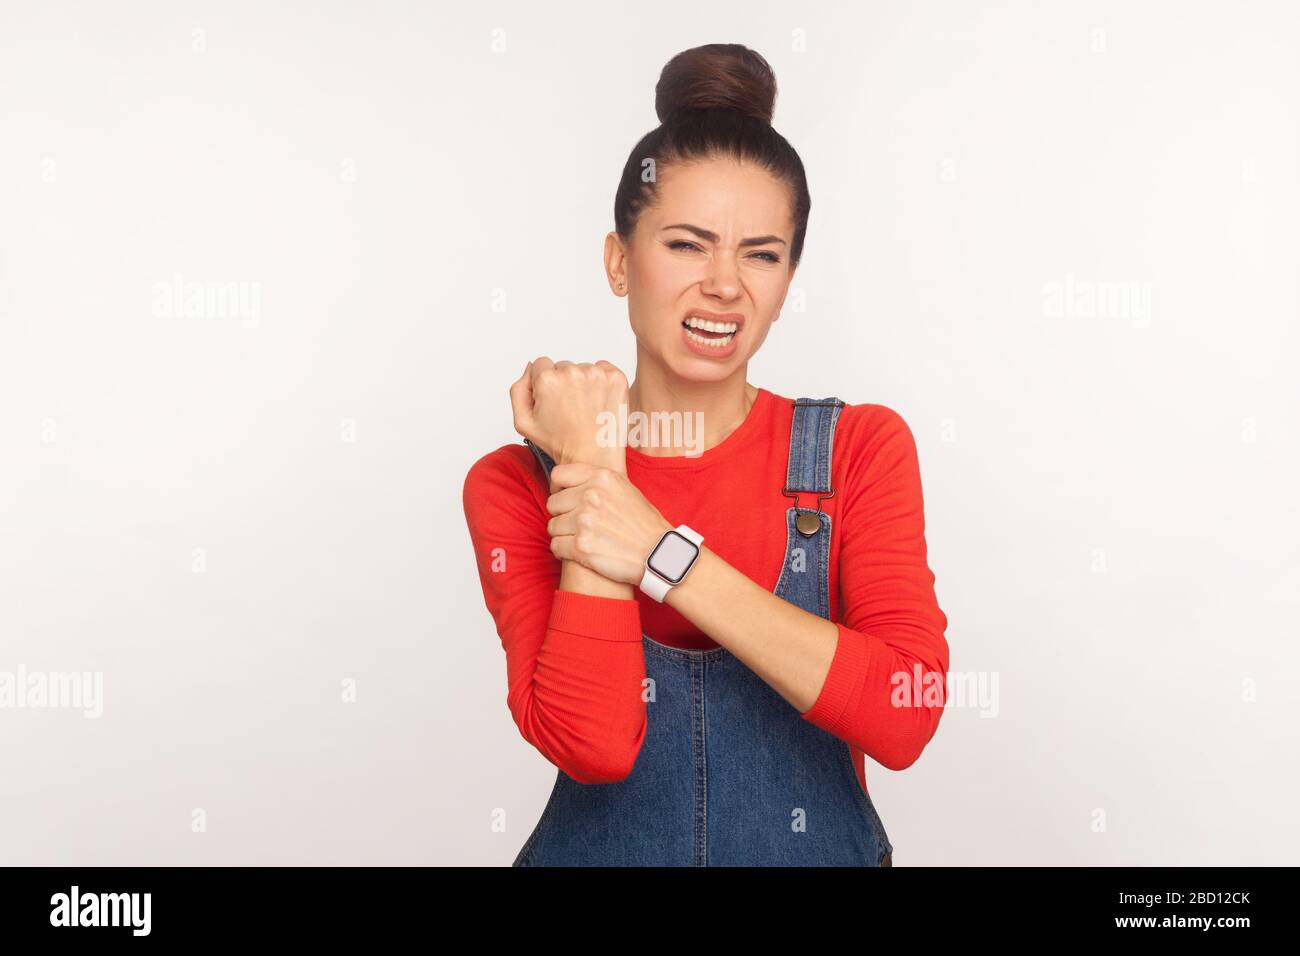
[783,487,835,537]
[795,512,822,536]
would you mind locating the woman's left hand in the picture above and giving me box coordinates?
[545,463,673,586]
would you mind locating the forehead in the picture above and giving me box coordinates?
[648,156,792,236]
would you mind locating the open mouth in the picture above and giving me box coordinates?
[681,315,740,348]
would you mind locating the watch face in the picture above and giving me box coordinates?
[648,530,699,585]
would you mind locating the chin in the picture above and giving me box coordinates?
[667,354,743,382]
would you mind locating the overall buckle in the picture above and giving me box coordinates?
[781,486,835,536]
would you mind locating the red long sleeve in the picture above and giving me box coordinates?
[462,447,647,784]
[799,405,951,773]
[463,388,949,793]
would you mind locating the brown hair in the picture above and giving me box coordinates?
[614,44,812,270]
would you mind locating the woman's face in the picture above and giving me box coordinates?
[609,156,797,383]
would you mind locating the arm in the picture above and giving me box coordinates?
[545,407,949,772]
[514,358,635,606]
[462,448,646,784]
[666,408,949,770]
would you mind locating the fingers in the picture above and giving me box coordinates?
[527,357,627,393]
[549,461,598,489]
[545,484,584,515]
[593,360,630,390]
[513,356,628,452]
[545,509,579,537]
[549,533,577,562]
[529,356,555,384]
[510,355,560,436]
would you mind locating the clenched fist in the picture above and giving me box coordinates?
[509,358,630,474]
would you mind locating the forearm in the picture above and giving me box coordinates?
[463,451,643,784]
[512,591,646,783]
[663,545,946,770]
[664,546,839,712]
[525,451,640,777]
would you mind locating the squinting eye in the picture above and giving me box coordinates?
[668,240,780,263]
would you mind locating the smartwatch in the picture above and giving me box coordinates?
[639,525,704,603]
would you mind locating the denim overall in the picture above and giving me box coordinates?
[516,398,894,867]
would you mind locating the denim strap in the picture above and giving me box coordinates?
[784,397,846,496]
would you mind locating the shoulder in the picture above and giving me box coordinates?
[837,400,916,448]
[462,443,548,517]
[463,441,535,489]
[833,400,924,488]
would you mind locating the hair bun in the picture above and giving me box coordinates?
[654,44,777,126]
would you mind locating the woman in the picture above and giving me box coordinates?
[463,44,949,866]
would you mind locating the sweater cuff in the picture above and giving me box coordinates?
[802,623,872,735]
[549,589,643,642]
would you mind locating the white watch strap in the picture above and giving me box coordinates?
[675,524,704,546]
[639,565,672,603]
[639,524,703,603]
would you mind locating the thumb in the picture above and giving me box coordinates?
[509,361,536,436]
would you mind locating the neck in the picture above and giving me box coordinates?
[627,349,758,458]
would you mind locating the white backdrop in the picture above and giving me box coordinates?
[2,0,1297,866]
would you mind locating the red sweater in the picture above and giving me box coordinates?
[462,387,950,795]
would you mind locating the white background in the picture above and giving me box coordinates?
[2,0,1297,865]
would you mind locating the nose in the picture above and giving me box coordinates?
[699,251,742,300]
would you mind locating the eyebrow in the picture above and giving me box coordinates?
[660,223,788,248]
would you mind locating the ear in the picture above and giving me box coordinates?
[604,231,628,295]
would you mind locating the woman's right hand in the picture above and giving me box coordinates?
[509,357,629,474]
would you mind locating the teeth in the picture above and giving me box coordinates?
[684,327,735,348]
[684,315,739,333]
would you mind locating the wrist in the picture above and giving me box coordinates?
[560,447,626,473]
[663,545,710,612]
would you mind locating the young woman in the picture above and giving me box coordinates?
[463,44,949,867]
